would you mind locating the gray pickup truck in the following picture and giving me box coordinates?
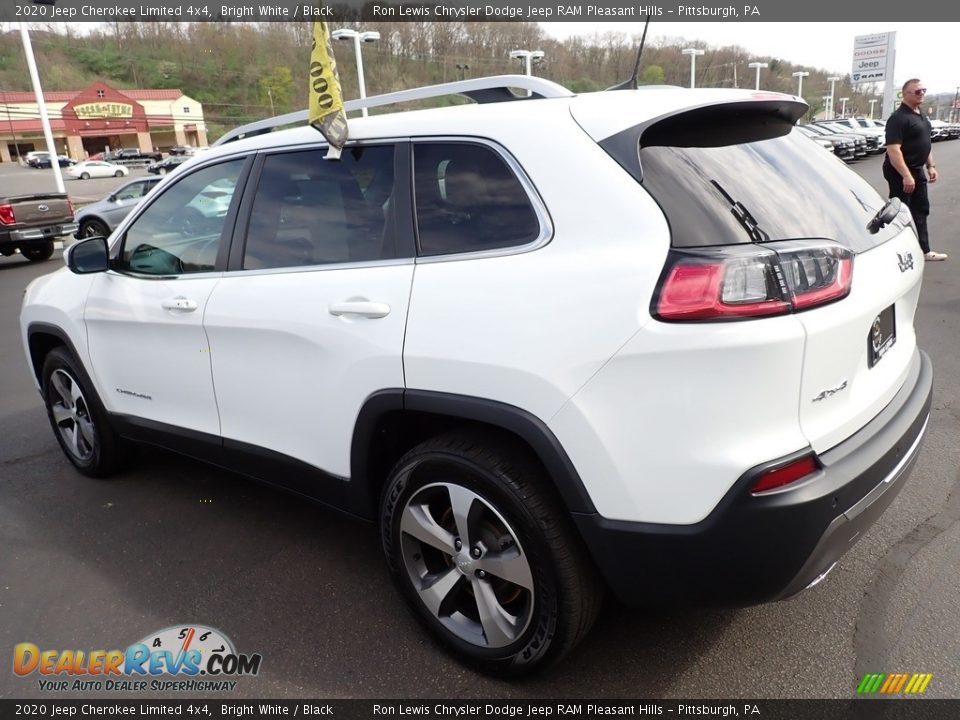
[0,193,77,262]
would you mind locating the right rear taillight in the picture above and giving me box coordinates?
[0,204,15,225]
[654,241,853,322]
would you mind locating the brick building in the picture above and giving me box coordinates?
[0,80,207,163]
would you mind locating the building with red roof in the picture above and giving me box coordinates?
[0,81,207,163]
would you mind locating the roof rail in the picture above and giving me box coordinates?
[214,74,573,146]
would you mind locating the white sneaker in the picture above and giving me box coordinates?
[924,251,949,261]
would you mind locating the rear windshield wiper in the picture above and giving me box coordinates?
[711,180,770,244]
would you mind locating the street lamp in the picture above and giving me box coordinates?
[509,50,544,77]
[19,23,64,191]
[869,98,878,119]
[748,61,768,91]
[331,28,380,117]
[792,70,810,97]
[839,97,850,118]
[682,48,705,89]
[456,63,470,81]
[827,76,840,119]
[822,96,832,120]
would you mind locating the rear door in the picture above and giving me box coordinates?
[203,143,414,479]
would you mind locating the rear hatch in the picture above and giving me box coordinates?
[7,194,74,225]
[573,91,923,453]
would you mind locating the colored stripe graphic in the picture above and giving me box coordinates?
[858,672,932,694]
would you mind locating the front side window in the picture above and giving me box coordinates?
[413,143,540,256]
[119,159,244,275]
[114,181,148,202]
[242,145,398,270]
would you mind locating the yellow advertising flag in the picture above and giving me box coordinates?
[308,21,348,156]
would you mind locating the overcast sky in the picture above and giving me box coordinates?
[541,22,959,97]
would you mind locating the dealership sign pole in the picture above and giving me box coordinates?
[19,23,65,192]
[851,32,896,120]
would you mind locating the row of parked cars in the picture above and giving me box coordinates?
[797,117,887,161]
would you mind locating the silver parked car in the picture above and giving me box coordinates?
[74,176,162,239]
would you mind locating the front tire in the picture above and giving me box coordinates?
[41,347,128,477]
[80,172,90,180]
[381,433,603,677]
[79,219,109,238]
[21,241,54,262]
[114,170,124,177]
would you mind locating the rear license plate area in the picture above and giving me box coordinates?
[868,304,896,368]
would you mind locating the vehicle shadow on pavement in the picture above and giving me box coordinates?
[0,421,733,698]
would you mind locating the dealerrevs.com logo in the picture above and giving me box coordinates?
[13,625,262,693]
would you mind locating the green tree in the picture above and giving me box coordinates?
[640,64,665,85]
[258,66,294,115]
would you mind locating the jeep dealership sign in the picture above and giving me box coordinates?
[852,32,895,84]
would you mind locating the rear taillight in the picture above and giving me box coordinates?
[654,241,853,322]
[0,204,14,225]
[67,198,75,216]
[751,454,820,494]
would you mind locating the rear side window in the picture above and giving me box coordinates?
[243,145,398,270]
[413,143,540,256]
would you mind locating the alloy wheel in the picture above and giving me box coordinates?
[48,368,97,462]
[399,482,535,649]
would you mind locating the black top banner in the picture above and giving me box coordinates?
[5,0,960,22]
[1,700,960,720]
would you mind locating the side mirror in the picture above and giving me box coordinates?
[65,237,110,274]
[867,197,902,234]
[108,193,118,202]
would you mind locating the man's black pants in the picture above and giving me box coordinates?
[884,162,930,254]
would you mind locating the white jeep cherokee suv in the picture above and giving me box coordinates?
[20,76,933,676]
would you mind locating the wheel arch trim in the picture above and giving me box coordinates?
[351,389,598,517]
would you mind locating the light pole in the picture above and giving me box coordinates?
[20,23,64,191]
[331,28,380,117]
[822,96,832,121]
[869,98,877,119]
[509,50,545,77]
[682,48,705,89]
[792,70,810,98]
[748,61,768,91]
[827,76,840,119]
[839,97,850,118]
[952,86,960,123]
[456,63,469,81]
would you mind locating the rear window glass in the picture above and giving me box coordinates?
[639,129,900,252]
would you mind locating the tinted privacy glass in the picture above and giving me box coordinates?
[120,159,244,275]
[243,145,398,270]
[640,130,900,252]
[414,143,540,256]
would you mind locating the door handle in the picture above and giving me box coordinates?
[328,301,391,319]
[161,296,198,312]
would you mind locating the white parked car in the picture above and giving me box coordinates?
[20,76,933,676]
[66,161,129,180]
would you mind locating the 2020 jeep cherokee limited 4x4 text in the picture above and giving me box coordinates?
[21,76,933,676]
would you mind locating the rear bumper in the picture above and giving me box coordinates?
[573,348,933,607]
[3,223,78,243]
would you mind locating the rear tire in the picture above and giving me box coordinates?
[41,347,128,478]
[380,432,603,677]
[114,170,124,177]
[21,241,54,262]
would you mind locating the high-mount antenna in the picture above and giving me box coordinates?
[607,18,652,91]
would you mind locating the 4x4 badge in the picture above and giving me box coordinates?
[897,252,914,272]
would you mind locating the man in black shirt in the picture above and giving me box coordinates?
[883,78,947,261]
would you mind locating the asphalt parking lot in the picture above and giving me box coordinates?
[1,145,958,700]
[0,162,153,209]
